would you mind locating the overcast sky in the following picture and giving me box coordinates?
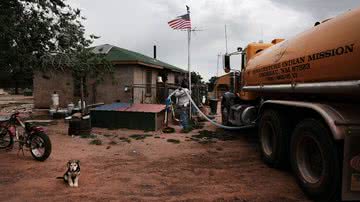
[69,0,359,81]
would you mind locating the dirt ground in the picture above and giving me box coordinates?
[0,96,310,202]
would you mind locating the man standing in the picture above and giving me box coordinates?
[168,81,190,130]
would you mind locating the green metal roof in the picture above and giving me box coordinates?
[92,44,186,73]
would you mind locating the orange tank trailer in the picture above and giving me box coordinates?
[241,7,360,100]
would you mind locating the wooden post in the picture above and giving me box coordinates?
[80,76,84,115]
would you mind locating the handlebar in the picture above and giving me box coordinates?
[11,112,20,118]
[11,108,29,118]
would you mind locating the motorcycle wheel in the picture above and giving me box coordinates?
[30,132,52,161]
[0,128,13,149]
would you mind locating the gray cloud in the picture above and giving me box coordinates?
[69,0,359,81]
[270,0,360,20]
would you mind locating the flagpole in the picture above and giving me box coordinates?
[186,5,192,120]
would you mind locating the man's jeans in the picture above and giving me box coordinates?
[178,106,189,129]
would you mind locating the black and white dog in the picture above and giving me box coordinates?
[57,160,81,187]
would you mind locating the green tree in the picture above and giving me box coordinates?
[1,0,113,115]
[0,0,97,93]
[41,43,114,115]
[207,76,217,92]
[191,71,203,85]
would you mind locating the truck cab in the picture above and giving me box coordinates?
[224,39,284,101]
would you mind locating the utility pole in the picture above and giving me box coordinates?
[186,5,192,119]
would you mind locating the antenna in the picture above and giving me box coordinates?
[190,27,204,32]
[180,27,204,33]
[217,53,222,77]
[225,24,228,54]
[190,27,204,34]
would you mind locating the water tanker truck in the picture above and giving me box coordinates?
[221,6,360,201]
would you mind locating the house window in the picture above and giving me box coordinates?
[146,70,152,96]
[175,75,179,84]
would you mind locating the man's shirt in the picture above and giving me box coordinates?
[173,88,190,107]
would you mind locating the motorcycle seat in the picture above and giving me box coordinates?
[0,116,10,122]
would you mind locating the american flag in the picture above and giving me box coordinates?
[168,14,191,30]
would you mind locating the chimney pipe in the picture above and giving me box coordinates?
[153,45,157,59]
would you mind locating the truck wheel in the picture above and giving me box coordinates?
[258,110,289,167]
[290,119,340,201]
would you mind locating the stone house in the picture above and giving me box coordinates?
[213,73,232,98]
[33,44,186,108]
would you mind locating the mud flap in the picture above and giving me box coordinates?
[342,128,360,200]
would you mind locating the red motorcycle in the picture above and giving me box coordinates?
[0,112,52,161]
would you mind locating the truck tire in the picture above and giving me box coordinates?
[290,119,341,201]
[258,110,289,168]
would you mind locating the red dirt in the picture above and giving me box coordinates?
[0,120,310,202]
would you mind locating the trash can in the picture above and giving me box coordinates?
[209,99,218,115]
[68,118,91,136]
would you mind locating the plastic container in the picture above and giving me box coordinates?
[68,119,91,136]
[49,109,56,116]
[51,93,59,108]
[209,99,218,115]
[78,100,86,110]
[67,103,75,114]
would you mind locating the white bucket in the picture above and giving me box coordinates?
[51,93,59,108]
[78,100,86,109]
[67,103,75,114]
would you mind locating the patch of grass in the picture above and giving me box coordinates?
[176,119,206,133]
[89,139,102,145]
[198,140,217,144]
[80,133,97,139]
[180,127,193,133]
[109,140,118,145]
[129,134,152,140]
[119,137,131,143]
[162,127,175,133]
[167,139,180,144]
[190,129,239,144]
[192,123,204,129]
[191,130,216,139]
[154,136,161,139]
[103,134,113,137]
[189,119,204,130]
